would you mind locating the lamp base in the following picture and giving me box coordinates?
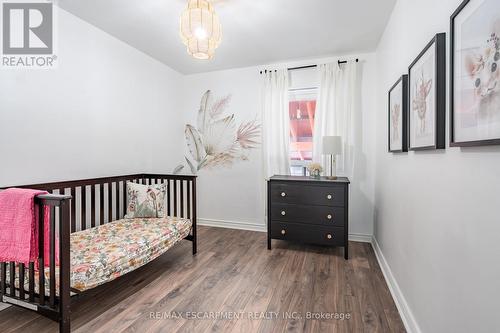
[327,155,337,180]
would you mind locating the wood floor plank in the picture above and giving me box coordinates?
[258,242,306,333]
[0,226,406,333]
[203,235,272,333]
[75,248,216,333]
[76,227,232,333]
[363,243,406,333]
[230,246,291,333]
[0,306,42,333]
[300,247,341,333]
[282,248,317,333]
[123,229,258,333]
[173,231,265,333]
[350,241,393,332]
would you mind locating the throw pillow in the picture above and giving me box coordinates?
[125,182,167,218]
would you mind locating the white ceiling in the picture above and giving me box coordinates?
[58,0,396,74]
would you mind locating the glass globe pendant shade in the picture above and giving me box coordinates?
[180,0,222,60]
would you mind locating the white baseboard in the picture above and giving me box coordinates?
[198,218,372,243]
[198,218,267,232]
[0,303,10,311]
[371,236,421,333]
[348,232,372,243]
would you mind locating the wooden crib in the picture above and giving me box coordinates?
[0,173,197,332]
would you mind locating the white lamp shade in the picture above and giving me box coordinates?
[322,136,342,155]
[179,0,222,60]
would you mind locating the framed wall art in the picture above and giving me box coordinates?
[408,33,446,150]
[388,75,408,152]
[450,0,500,146]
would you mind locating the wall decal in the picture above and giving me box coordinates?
[174,90,261,174]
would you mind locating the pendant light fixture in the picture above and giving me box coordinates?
[180,0,222,60]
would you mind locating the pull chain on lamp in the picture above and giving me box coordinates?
[180,0,222,60]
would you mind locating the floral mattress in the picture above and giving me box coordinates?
[5,217,192,295]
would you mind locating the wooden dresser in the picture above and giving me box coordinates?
[267,175,350,259]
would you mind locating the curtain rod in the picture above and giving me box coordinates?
[259,58,359,74]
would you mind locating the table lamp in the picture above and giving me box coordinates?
[322,136,342,180]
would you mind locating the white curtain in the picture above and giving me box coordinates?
[262,69,290,178]
[312,61,358,177]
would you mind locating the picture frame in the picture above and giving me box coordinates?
[388,75,408,152]
[450,0,500,147]
[408,33,446,150]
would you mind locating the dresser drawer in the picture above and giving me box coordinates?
[270,182,345,207]
[271,203,345,226]
[271,222,345,246]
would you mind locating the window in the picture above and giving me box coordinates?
[289,88,317,176]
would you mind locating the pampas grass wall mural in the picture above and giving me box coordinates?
[173,90,261,174]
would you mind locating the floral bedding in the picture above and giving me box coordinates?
[5,216,192,295]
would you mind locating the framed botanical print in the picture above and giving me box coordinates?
[408,33,446,150]
[450,0,500,146]
[388,75,408,152]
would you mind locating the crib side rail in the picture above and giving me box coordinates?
[0,194,72,332]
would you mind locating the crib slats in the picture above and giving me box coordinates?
[122,181,127,218]
[99,184,104,226]
[9,262,15,297]
[29,262,35,302]
[39,203,45,306]
[114,182,119,220]
[49,206,56,307]
[117,181,120,219]
[91,185,96,228]
[180,181,184,218]
[81,186,87,231]
[167,180,171,216]
[70,188,76,233]
[174,180,178,217]
[108,183,112,223]
[19,263,25,299]
[187,181,191,219]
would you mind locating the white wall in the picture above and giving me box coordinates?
[180,53,378,237]
[374,1,500,332]
[0,8,184,187]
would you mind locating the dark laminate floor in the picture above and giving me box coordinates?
[0,226,405,333]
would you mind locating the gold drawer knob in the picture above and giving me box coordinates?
[281,192,286,197]
[281,229,286,235]
[327,214,332,220]
[327,194,333,200]
[327,234,333,239]
[281,210,286,216]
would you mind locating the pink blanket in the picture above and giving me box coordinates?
[0,188,57,267]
